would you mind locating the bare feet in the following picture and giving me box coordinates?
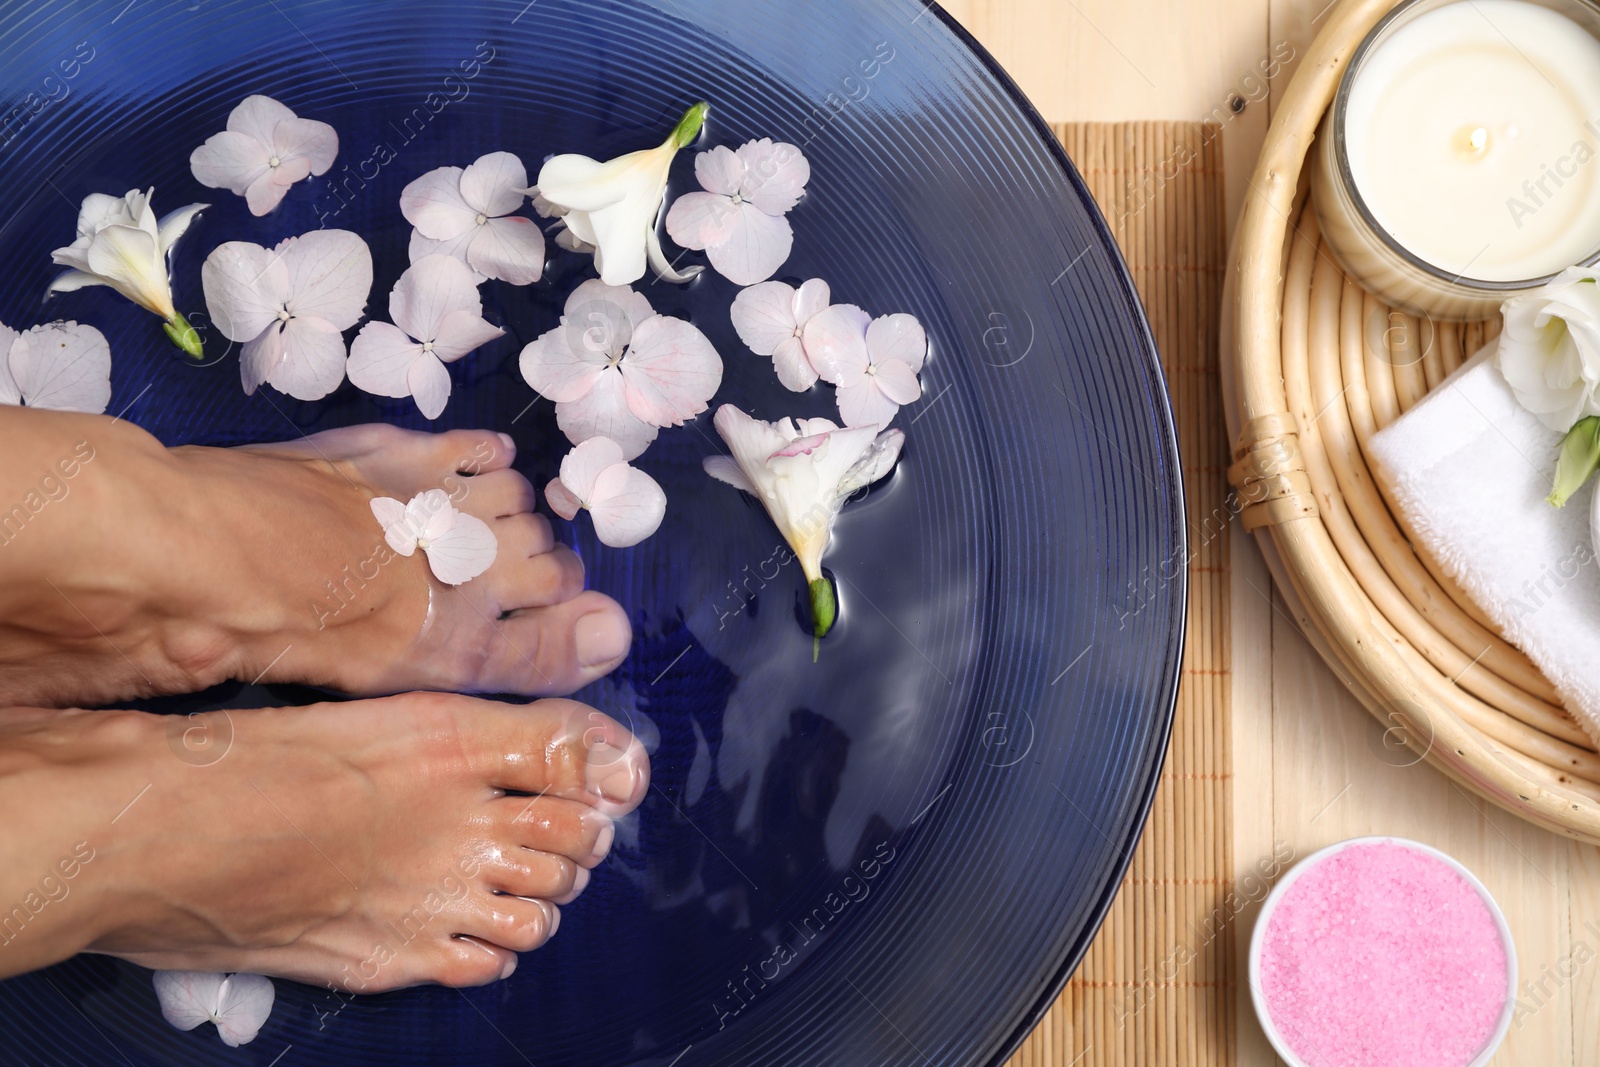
[0,409,633,707]
[0,693,647,990]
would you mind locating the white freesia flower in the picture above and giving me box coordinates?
[545,437,667,548]
[730,278,832,391]
[534,102,708,286]
[201,229,372,401]
[519,279,723,459]
[47,189,208,357]
[189,95,338,216]
[401,152,545,285]
[1498,266,1600,432]
[804,304,928,428]
[0,321,111,414]
[666,139,809,285]
[348,255,503,419]
[704,404,903,641]
[371,489,497,585]
[153,971,274,1048]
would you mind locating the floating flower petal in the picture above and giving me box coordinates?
[349,254,504,419]
[0,320,111,414]
[545,437,667,548]
[371,489,497,585]
[47,189,208,357]
[804,304,927,428]
[402,152,546,285]
[665,139,809,286]
[153,971,275,1048]
[202,229,373,401]
[730,278,831,391]
[190,95,338,216]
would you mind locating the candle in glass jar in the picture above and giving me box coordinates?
[1344,0,1600,283]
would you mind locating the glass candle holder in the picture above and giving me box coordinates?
[1313,0,1600,321]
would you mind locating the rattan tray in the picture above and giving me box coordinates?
[1223,0,1600,842]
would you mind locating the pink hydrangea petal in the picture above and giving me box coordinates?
[12,322,111,414]
[664,191,738,252]
[566,278,655,334]
[771,336,819,392]
[211,974,275,1048]
[793,278,831,324]
[271,116,338,176]
[871,357,923,406]
[227,95,297,144]
[153,971,227,1033]
[694,145,746,196]
[802,303,872,386]
[267,314,347,401]
[466,216,545,286]
[555,369,660,460]
[424,512,497,585]
[836,379,901,429]
[702,454,756,494]
[729,281,797,356]
[867,312,928,374]
[430,309,503,363]
[279,229,372,330]
[619,315,723,426]
[390,253,482,342]
[189,130,271,196]
[409,489,455,542]
[704,204,792,286]
[244,170,291,216]
[407,351,452,419]
[559,436,628,501]
[519,326,609,403]
[459,151,528,217]
[588,462,666,548]
[735,139,810,215]
[408,226,483,283]
[347,321,420,399]
[203,241,291,342]
[239,321,284,396]
[544,476,584,521]
[400,166,476,241]
[370,497,415,555]
[0,326,21,405]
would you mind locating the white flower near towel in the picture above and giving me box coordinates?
[1497,266,1600,433]
[153,971,274,1048]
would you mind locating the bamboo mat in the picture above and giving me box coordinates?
[1006,123,1233,1066]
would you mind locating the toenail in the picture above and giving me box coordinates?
[575,609,631,668]
[559,866,591,904]
[497,432,516,456]
[585,743,638,804]
[500,957,517,980]
[585,812,615,865]
[540,899,561,938]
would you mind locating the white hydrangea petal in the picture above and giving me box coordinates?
[0,327,21,405]
[559,436,627,501]
[729,281,797,356]
[793,278,831,324]
[802,303,873,386]
[227,94,297,145]
[239,321,284,396]
[567,278,655,334]
[736,139,810,215]
[271,116,338,176]
[371,497,420,555]
[519,327,609,403]
[694,145,745,196]
[279,230,372,330]
[702,454,756,494]
[588,462,666,547]
[867,312,929,374]
[347,321,421,399]
[407,351,452,419]
[430,309,504,363]
[771,336,819,392]
[836,379,901,429]
[266,315,347,401]
[871,357,923,407]
[189,130,271,196]
[153,972,227,1033]
[390,254,481,343]
[12,322,111,414]
[664,191,737,253]
[408,226,484,283]
[459,151,528,217]
[704,205,793,286]
[400,166,476,241]
[544,476,584,521]
[409,489,456,542]
[424,512,497,585]
[466,216,545,286]
[244,169,293,216]
[203,241,291,344]
[211,973,275,1048]
[620,315,723,426]
[556,369,659,460]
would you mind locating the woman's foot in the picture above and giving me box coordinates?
[0,693,647,989]
[0,409,633,707]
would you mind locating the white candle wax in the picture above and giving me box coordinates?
[1345,0,1600,283]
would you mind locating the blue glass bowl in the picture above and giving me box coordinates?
[0,1,1184,1064]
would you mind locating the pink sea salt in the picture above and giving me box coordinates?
[1258,841,1508,1067]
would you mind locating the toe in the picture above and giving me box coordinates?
[494,796,614,867]
[460,469,538,520]
[478,590,632,695]
[433,429,517,476]
[430,935,521,987]
[477,842,583,900]
[457,892,560,954]
[466,697,650,817]
[493,536,585,611]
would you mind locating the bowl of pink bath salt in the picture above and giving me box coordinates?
[1249,837,1515,1067]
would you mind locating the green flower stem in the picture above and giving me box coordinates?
[164,313,204,360]
[1549,415,1600,508]
[810,575,836,662]
[671,101,710,148]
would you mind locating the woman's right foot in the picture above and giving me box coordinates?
[0,692,647,990]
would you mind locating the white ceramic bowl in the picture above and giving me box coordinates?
[1247,836,1517,1067]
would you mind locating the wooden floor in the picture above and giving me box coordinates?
[948,1,1600,1064]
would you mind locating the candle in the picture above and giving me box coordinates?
[1313,0,1600,319]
